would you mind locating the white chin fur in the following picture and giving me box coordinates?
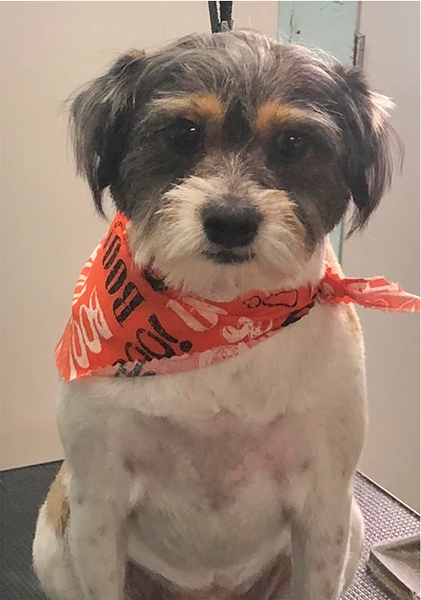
[129,226,327,302]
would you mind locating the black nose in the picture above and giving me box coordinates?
[201,205,261,249]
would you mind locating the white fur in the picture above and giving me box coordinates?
[33,506,83,600]
[33,237,367,600]
[129,174,314,301]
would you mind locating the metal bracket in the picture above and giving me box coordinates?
[221,20,233,32]
[353,33,366,67]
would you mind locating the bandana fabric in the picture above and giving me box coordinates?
[56,213,420,382]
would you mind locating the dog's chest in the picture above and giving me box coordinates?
[119,340,314,582]
[125,408,307,506]
[65,304,350,585]
[123,409,305,584]
[119,324,318,519]
[110,310,331,512]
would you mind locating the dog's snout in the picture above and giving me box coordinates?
[202,205,261,249]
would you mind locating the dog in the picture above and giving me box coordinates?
[32,29,394,600]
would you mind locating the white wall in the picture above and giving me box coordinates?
[0,2,278,469]
[343,1,420,510]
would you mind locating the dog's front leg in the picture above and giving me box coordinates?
[290,483,353,600]
[68,475,128,600]
[58,394,133,600]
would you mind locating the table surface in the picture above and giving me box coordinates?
[1,462,419,600]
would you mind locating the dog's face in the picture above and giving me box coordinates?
[71,30,393,296]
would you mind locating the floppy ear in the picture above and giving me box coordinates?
[333,65,398,234]
[70,51,146,214]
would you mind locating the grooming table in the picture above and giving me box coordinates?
[1,462,419,600]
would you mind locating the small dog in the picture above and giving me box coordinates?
[33,30,394,600]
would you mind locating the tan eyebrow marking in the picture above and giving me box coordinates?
[254,101,342,152]
[152,93,225,126]
[255,101,318,136]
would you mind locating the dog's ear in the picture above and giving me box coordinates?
[333,65,398,234]
[70,51,146,214]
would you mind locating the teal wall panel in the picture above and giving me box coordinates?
[278,1,358,63]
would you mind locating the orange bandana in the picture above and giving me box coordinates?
[56,213,420,381]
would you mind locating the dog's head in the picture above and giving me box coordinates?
[71,30,394,298]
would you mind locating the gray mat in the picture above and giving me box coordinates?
[343,474,420,600]
[1,464,419,599]
[1,461,61,600]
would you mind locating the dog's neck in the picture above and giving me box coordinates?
[150,240,327,303]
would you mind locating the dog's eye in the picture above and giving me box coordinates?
[276,131,311,161]
[165,119,204,155]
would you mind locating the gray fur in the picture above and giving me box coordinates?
[70,30,395,241]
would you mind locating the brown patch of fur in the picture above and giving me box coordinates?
[44,462,71,538]
[190,94,225,124]
[124,554,291,600]
[254,102,314,138]
[156,93,225,137]
[124,561,171,600]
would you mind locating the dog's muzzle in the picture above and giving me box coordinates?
[201,204,261,264]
